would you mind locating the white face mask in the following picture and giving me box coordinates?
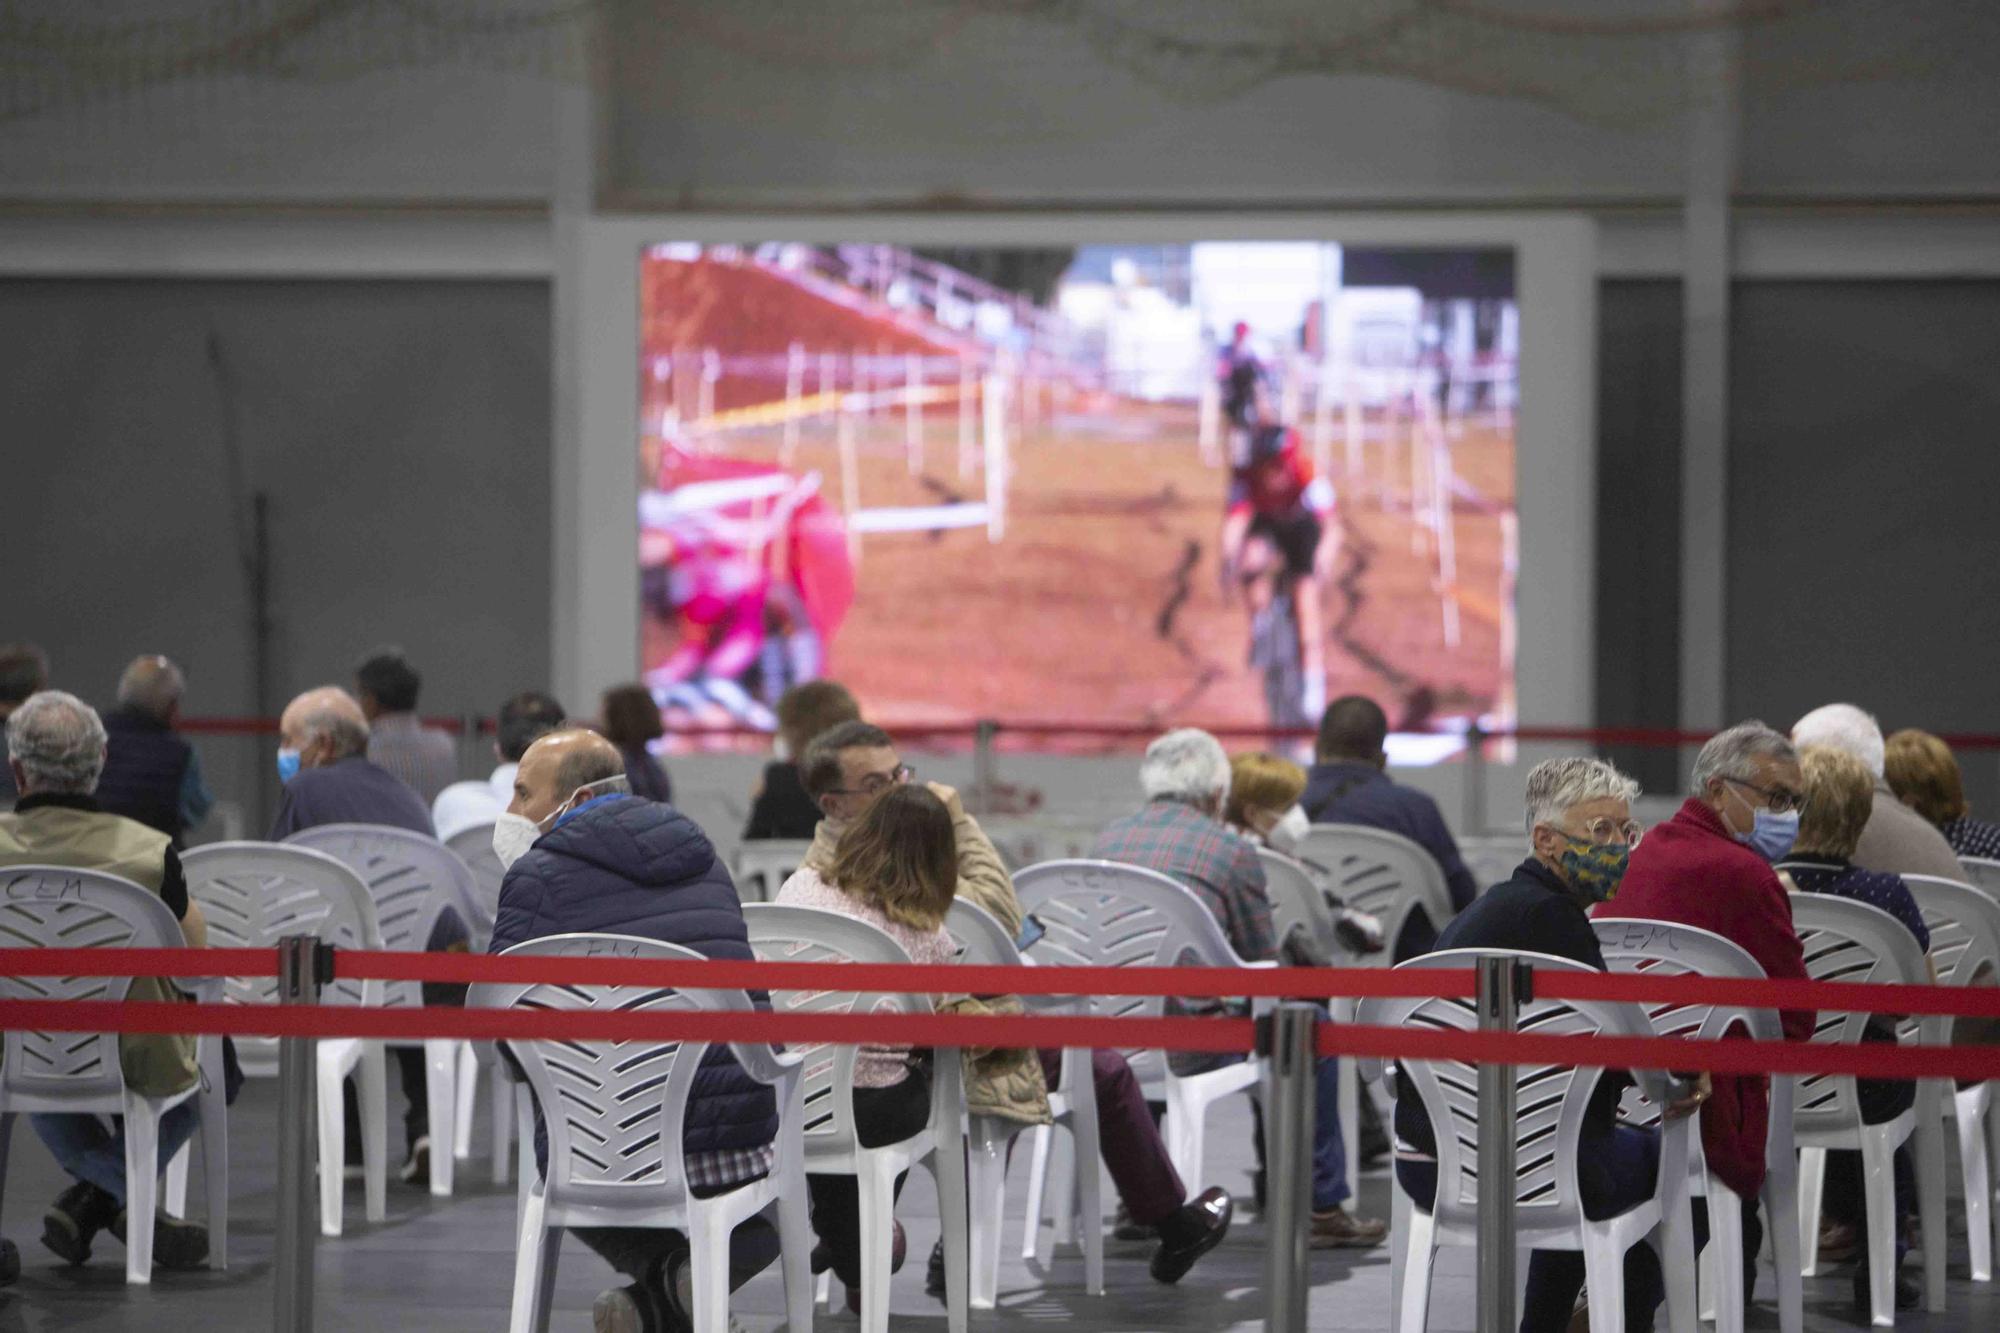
[491,813,542,871]
[1266,805,1311,854]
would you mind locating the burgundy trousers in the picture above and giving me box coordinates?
[1036,1048,1187,1225]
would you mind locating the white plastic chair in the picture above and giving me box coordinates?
[742,902,970,1333]
[444,819,513,1185]
[1012,859,1275,1261]
[942,897,1066,1309]
[1356,948,1698,1333]
[0,866,229,1284]
[732,839,813,904]
[1898,874,2000,1282]
[1294,823,1459,955]
[1960,856,2000,901]
[1454,834,1523,895]
[1592,917,1804,1333]
[468,933,813,1333]
[1788,893,1948,1326]
[284,823,482,1198]
[182,840,389,1237]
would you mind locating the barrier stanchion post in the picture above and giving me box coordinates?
[972,719,998,816]
[275,935,331,1333]
[1464,719,1488,834]
[1475,957,1526,1333]
[1262,1002,1318,1333]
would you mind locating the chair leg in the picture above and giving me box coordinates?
[1580,1224,1627,1333]
[1764,1154,1805,1333]
[968,1119,1009,1309]
[776,1164,814,1332]
[1860,1129,1897,1329]
[1955,1085,1992,1282]
[513,1085,535,1241]
[200,1079,230,1270]
[1020,1120,1053,1262]
[1339,1058,1360,1199]
[1388,1173,1410,1333]
[1797,1145,1826,1276]
[1914,1091,1948,1314]
[857,1158,897,1333]
[1987,1087,2000,1285]
[358,1042,388,1224]
[316,1044,349,1238]
[1397,1211,1435,1333]
[163,1141,190,1218]
[688,1201,735,1332]
[423,1037,457,1197]
[0,1112,13,1223]
[121,1095,160,1284]
[453,1042,477,1162]
[1072,1059,1105,1297]
[508,1188,560,1333]
[1051,1125,1078,1248]
[1708,1183,1745,1333]
[491,1057,513,1186]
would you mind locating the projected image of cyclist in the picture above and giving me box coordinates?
[1221,424,1339,729]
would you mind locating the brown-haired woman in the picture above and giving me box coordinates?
[1884,728,2000,861]
[774,783,957,1308]
[598,683,673,805]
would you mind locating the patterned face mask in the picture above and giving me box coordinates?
[1557,836,1631,903]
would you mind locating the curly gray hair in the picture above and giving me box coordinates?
[1524,756,1639,831]
[6,690,108,795]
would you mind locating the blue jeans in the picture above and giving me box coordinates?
[1244,1051,1350,1210]
[31,1103,200,1206]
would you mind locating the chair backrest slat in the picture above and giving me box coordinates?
[1293,824,1456,964]
[731,840,812,904]
[442,821,504,944]
[1959,857,2000,902]
[1896,875,2000,1045]
[0,867,186,1104]
[1788,893,1932,1133]
[1257,848,1338,960]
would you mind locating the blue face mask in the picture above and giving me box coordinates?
[1726,786,1799,862]
[276,747,302,784]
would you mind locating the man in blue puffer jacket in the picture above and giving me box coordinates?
[490,728,777,1333]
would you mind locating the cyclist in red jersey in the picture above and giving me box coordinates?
[1222,425,1340,719]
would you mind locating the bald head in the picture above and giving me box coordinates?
[280,686,371,770]
[118,654,186,722]
[509,728,628,826]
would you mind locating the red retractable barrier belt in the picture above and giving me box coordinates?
[0,947,277,978]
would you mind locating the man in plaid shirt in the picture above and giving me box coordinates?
[1093,729,1387,1248]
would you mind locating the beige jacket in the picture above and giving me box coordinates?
[802,790,1052,1126]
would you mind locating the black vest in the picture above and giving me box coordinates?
[96,708,194,845]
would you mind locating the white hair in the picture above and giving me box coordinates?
[1792,703,1885,779]
[1140,728,1231,807]
[1690,720,1797,796]
[6,690,108,795]
[1524,757,1639,831]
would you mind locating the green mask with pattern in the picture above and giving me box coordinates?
[1558,837,1630,903]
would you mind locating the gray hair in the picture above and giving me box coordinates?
[1792,702,1885,779]
[117,654,186,720]
[1525,757,1639,831]
[297,702,370,760]
[1690,720,1798,797]
[1140,728,1232,806]
[6,690,108,795]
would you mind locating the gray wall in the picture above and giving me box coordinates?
[1,278,552,830]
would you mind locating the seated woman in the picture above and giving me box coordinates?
[1884,727,2000,861]
[599,683,674,805]
[1396,757,1708,1333]
[1778,744,1935,1310]
[774,784,953,1309]
[1226,750,1384,959]
[744,680,859,841]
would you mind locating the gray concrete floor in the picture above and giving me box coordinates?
[2,1075,1996,1331]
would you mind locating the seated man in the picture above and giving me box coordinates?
[95,655,214,848]
[1778,744,1932,1308]
[743,680,860,842]
[1301,695,1478,959]
[1601,721,1816,1308]
[0,691,211,1272]
[432,689,566,840]
[489,729,776,1333]
[355,648,457,806]
[794,721,1235,1286]
[271,685,465,1183]
[1094,728,1385,1248]
[1402,757,1706,1333]
[1793,703,1965,881]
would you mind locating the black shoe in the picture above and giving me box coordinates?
[1150,1186,1233,1284]
[1112,1202,1158,1242]
[1250,1170,1267,1215]
[41,1181,118,1266]
[110,1207,210,1271]
[926,1237,946,1300]
[1853,1265,1920,1313]
[0,1237,17,1286]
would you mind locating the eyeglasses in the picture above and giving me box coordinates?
[826,763,914,799]
[1723,776,1805,815]
[1560,817,1645,847]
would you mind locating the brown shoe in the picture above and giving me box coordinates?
[1308,1205,1387,1248]
[1818,1221,1861,1264]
